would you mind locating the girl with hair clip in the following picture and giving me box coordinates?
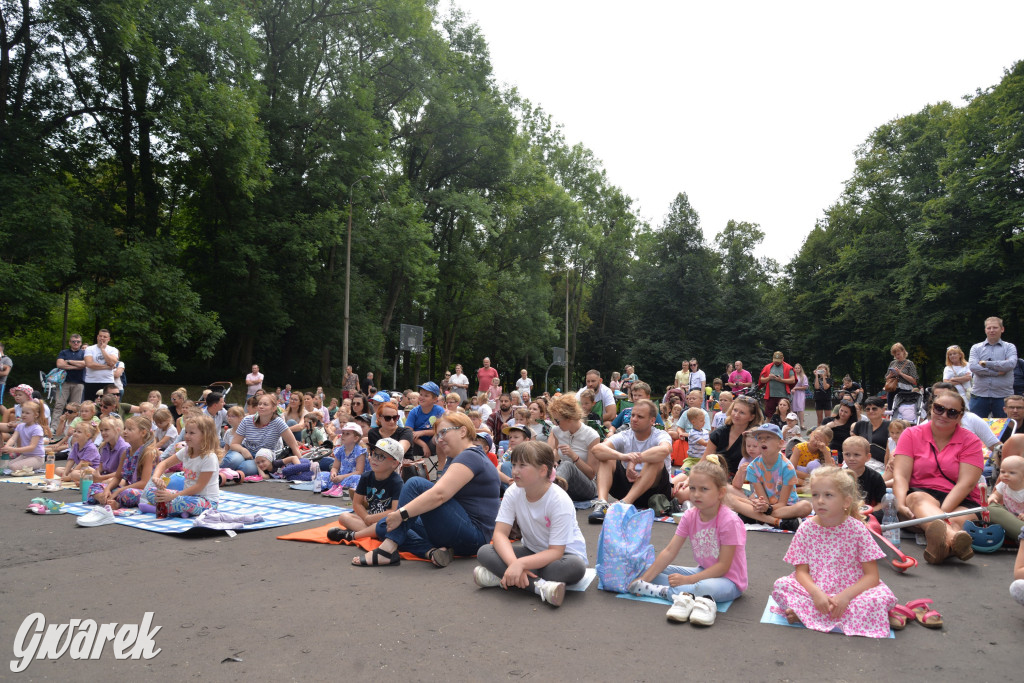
[146,415,221,517]
[632,455,747,625]
[86,417,129,500]
[93,416,157,509]
[770,466,898,637]
[473,441,587,608]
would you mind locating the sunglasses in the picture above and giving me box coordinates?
[865,405,882,411]
[380,414,399,422]
[932,404,962,419]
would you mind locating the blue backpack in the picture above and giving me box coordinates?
[595,503,656,592]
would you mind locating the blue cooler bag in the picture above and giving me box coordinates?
[596,502,656,592]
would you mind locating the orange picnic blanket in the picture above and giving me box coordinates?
[276,521,429,562]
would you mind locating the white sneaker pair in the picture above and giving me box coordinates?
[77,505,116,527]
[666,593,716,625]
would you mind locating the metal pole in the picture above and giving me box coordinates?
[342,175,370,374]
[564,268,569,392]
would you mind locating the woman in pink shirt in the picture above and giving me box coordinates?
[892,390,983,565]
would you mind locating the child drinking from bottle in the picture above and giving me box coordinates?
[629,455,747,625]
[473,441,587,608]
[145,415,220,517]
[770,466,898,637]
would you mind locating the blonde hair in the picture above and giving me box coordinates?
[810,425,833,444]
[685,406,705,422]
[945,345,965,367]
[98,416,123,439]
[123,416,156,480]
[508,441,567,491]
[693,454,729,488]
[153,409,172,427]
[75,420,99,440]
[184,415,219,459]
[434,412,476,441]
[549,394,583,422]
[79,400,97,418]
[226,405,245,418]
[842,435,870,455]
[809,466,863,520]
[889,419,911,436]
[890,342,907,356]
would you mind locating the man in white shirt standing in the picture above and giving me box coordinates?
[450,364,470,403]
[83,329,119,401]
[245,364,264,398]
[515,369,534,402]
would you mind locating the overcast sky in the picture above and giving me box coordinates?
[448,1,1024,265]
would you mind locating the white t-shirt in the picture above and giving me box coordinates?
[246,372,265,396]
[516,377,534,397]
[113,361,125,390]
[180,451,220,503]
[476,403,492,422]
[156,424,178,443]
[83,344,119,384]
[496,483,587,559]
[689,369,707,390]
[577,383,616,417]
[550,423,599,465]
[606,427,673,472]
[942,365,971,400]
[960,410,1001,448]
[450,373,469,390]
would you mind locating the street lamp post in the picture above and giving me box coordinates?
[342,174,370,375]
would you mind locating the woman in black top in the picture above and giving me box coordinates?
[822,400,858,457]
[704,394,764,477]
[852,396,890,465]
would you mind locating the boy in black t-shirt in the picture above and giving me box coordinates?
[328,438,404,542]
[842,436,886,523]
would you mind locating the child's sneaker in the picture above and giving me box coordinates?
[473,565,502,588]
[666,593,695,622]
[535,579,565,607]
[76,505,116,527]
[779,517,801,532]
[689,596,717,626]
[588,500,609,525]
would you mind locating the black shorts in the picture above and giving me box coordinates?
[908,486,981,510]
[814,391,832,409]
[610,461,671,508]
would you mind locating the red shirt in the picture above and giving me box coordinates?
[477,366,498,394]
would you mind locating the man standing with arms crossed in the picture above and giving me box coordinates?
[83,330,119,401]
[969,317,1018,418]
[52,334,86,431]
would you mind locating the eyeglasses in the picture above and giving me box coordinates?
[932,404,962,419]
[437,426,461,438]
[369,453,389,462]
[380,414,398,422]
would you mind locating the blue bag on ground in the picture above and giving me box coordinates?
[596,502,656,592]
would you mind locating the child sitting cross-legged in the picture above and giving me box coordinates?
[789,426,835,492]
[630,455,747,625]
[729,424,812,531]
[323,421,366,496]
[328,437,405,543]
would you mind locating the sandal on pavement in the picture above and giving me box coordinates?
[906,598,943,628]
[352,546,401,567]
[923,521,950,564]
[888,604,914,630]
[427,547,452,568]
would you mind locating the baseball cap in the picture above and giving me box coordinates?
[475,431,494,451]
[786,412,798,421]
[371,391,391,404]
[751,423,784,439]
[373,437,404,462]
[502,423,532,439]
[418,382,440,396]
[772,351,784,361]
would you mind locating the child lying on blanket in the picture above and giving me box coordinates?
[254,448,309,480]
[328,438,404,542]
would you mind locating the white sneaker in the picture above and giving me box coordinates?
[689,596,717,626]
[473,566,502,588]
[77,505,116,527]
[536,580,566,607]
[666,593,695,622]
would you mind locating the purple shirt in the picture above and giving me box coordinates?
[68,440,100,468]
[15,423,45,458]
[99,436,130,474]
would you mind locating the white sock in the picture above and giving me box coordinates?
[630,579,669,599]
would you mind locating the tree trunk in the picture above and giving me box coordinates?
[119,58,135,230]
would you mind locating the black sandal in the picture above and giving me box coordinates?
[352,547,401,567]
[427,547,452,568]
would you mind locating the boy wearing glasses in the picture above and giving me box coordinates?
[329,437,405,543]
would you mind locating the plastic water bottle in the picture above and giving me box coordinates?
[80,468,93,504]
[881,488,900,547]
[311,461,322,493]
[45,452,56,480]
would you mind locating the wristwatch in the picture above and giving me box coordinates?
[399,507,410,521]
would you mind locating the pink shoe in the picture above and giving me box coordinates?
[324,484,345,498]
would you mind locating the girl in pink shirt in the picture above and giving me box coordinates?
[629,455,748,625]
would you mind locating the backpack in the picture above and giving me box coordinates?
[595,502,656,592]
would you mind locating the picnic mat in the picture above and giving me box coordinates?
[0,473,77,489]
[60,491,348,534]
[276,521,428,562]
[759,596,893,638]
[614,593,734,612]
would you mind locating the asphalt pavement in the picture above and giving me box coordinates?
[1,480,1020,682]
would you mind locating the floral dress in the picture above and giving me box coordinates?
[771,516,896,638]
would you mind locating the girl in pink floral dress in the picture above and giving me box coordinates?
[771,466,897,638]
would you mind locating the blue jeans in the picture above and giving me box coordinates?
[220,450,259,476]
[652,565,743,602]
[377,476,489,559]
[970,395,1006,418]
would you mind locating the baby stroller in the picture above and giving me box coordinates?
[891,389,924,423]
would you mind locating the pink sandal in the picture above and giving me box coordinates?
[888,604,914,630]
[906,598,943,628]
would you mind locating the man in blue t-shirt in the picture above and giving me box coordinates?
[52,334,86,431]
[405,381,445,465]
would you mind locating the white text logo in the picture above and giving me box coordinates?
[10,612,162,673]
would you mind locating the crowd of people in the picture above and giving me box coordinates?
[2,318,1024,625]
